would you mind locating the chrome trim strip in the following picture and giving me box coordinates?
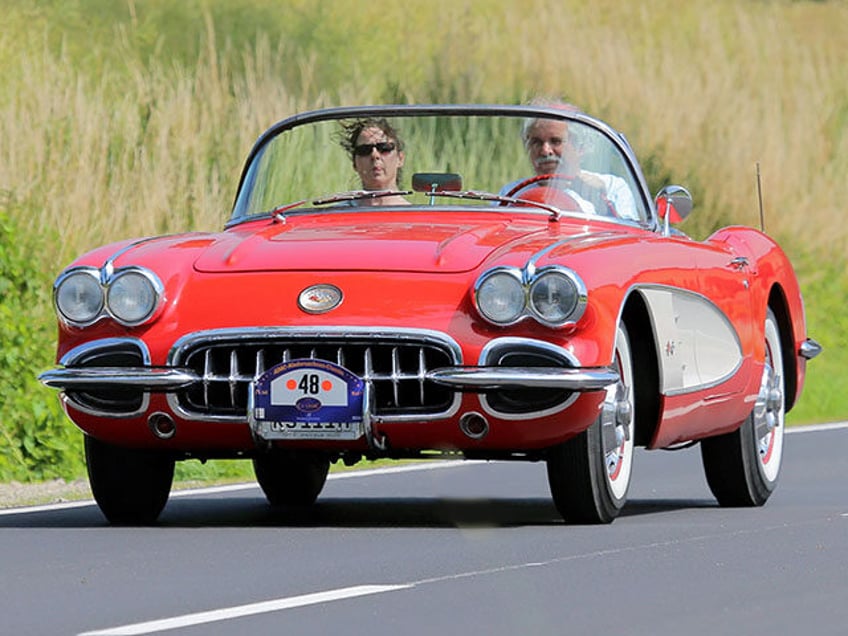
[799,338,822,360]
[479,336,580,364]
[58,337,152,367]
[38,367,199,390]
[57,392,150,420]
[166,326,463,365]
[426,366,618,390]
[101,236,167,279]
[524,232,617,274]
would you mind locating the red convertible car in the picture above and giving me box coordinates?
[39,104,820,525]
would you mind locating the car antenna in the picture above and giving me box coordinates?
[756,162,765,232]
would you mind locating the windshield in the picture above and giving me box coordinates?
[231,107,651,225]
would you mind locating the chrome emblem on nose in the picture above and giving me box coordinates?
[298,284,343,314]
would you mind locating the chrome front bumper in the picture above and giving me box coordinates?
[426,366,618,390]
[39,364,618,392]
[39,367,199,390]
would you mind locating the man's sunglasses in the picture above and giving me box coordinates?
[353,142,396,157]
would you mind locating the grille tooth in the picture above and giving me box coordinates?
[176,336,457,418]
[363,347,374,381]
[254,349,266,381]
[203,349,213,406]
[391,347,401,407]
[229,351,239,406]
[418,347,427,405]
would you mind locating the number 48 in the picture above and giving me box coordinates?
[299,374,321,394]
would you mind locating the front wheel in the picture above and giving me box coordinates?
[85,436,175,525]
[253,450,330,507]
[546,324,635,524]
[701,308,785,506]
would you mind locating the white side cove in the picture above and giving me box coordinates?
[637,287,743,396]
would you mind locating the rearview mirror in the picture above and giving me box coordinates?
[412,172,463,193]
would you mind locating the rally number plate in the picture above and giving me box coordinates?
[249,359,366,441]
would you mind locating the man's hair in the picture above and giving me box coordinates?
[520,98,581,142]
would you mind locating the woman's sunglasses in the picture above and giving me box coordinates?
[353,142,396,157]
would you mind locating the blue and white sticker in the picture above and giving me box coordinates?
[250,359,365,440]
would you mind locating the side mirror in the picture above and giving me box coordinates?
[654,185,693,224]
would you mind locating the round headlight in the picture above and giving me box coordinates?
[55,270,104,325]
[529,269,585,325]
[476,269,526,325]
[106,270,160,325]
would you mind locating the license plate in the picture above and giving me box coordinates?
[249,359,366,441]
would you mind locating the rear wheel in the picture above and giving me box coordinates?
[85,436,175,525]
[701,308,785,506]
[253,450,330,507]
[546,324,635,524]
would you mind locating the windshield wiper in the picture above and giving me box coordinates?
[267,190,413,222]
[428,190,565,220]
[312,189,413,206]
[267,189,569,223]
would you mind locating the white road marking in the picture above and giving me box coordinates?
[77,517,841,635]
[0,460,472,516]
[77,584,413,635]
[0,499,96,516]
[1,425,841,633]
[785,421,848,434]
[2,423,845,518]
[3,422,847,518]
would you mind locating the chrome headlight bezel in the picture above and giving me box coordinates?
[106,268,163,326]
[54,267,105,327]
[53,265,164,328]
[474,265,587,328]
[527,267,587,328]
[474,267,527,326]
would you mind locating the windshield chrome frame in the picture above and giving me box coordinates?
[228,104,658,231]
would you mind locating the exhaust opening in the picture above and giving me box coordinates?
[148,412,177,440]
[459,412,489,440]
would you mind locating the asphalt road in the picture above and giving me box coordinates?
[1,424,846,636]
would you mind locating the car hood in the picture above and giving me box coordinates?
[191,213,568,274]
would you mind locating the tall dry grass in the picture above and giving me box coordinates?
[3,29,312,266]
[2,0,846,268]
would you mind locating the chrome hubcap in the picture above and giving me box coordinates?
[601,382,632,473]
[753,361,782,448]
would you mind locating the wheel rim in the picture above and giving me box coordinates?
[600,327,635,500]
[754,314,784,483]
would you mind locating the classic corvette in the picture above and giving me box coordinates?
[39,103,820,525]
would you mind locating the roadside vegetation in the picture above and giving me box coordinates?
[1,0,845,483]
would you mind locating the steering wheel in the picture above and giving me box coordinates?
[503,173,574,198]
[505,172,619,217]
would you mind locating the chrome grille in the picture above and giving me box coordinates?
[170,330,461,421]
